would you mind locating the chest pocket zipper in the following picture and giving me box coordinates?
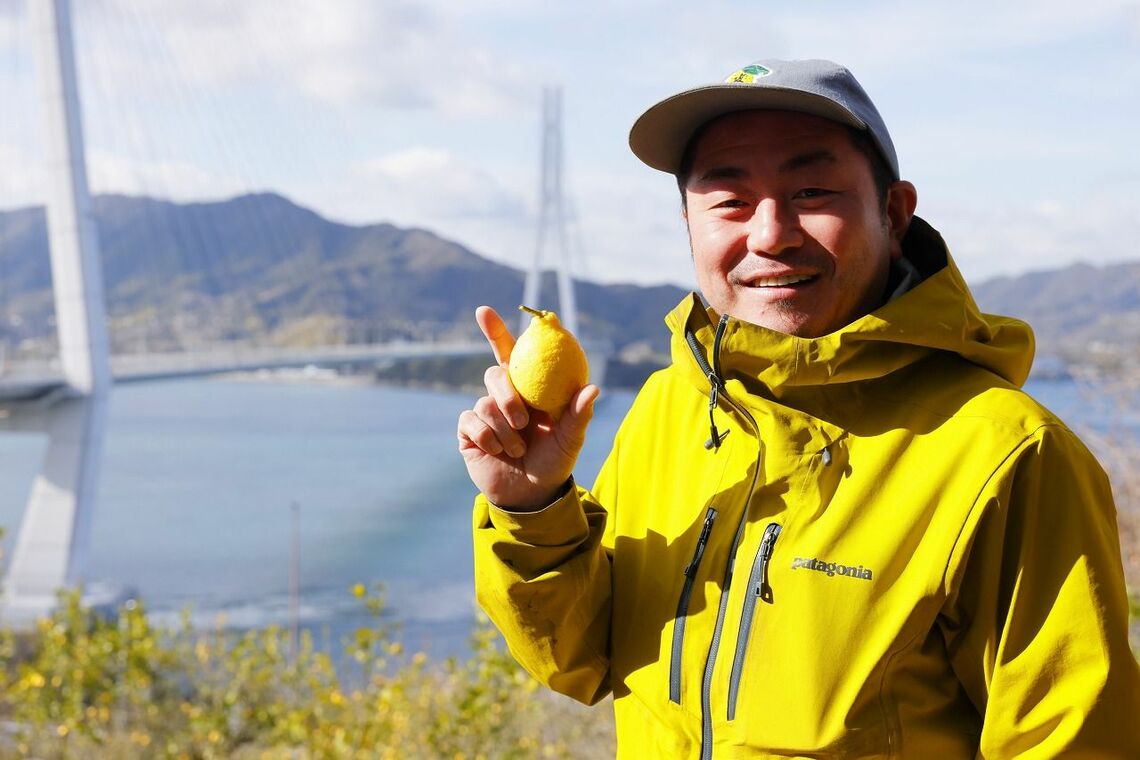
[669,506,718,704]
[727,522,782,720]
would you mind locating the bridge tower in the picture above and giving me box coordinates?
[519,87,608,387]
[521,87,578,335]
[2,0,111,625]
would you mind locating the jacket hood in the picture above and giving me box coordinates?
[665,216,1035,400]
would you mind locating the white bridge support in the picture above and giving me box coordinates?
[521,87,607,387]
[2,0,111,626]
[522,87,577,335]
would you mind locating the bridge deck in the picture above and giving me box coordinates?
[0,341,490,404]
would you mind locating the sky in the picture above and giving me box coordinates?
[1,0,1138,290]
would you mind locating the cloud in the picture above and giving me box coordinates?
[766,0,1139,75]
[356,147,527,221]
[289,146,532,266]
[561,168,694,287]
[0,142,47,210]
[0,13,17,46]
[74,0,534,117]
[291,146,698,288]
[86,150,247,201]
[5,0,1135,291]
[0,144,246,210]
[929,183,1140,284]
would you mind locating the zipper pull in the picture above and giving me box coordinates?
[821,446,832,466]
[705,372,723,450]
[753,523,782,602]
[683,507,718,577]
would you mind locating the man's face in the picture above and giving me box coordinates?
[682,110,914,338]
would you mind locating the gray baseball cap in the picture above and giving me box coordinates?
[629,59,899,180]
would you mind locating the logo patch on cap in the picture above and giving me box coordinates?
[724,64,772,84]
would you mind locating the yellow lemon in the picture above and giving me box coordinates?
[509,305,589,416]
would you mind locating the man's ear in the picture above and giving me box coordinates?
[885,180,918,260]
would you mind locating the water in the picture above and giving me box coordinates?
[0,378,635,656]
[0,374,1135,656]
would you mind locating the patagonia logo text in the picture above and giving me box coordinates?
[791,557,873,581]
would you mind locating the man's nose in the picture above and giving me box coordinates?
[746,199,803,256]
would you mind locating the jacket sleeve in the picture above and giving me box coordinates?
[472,476,615,705]
[940,423,1140,757]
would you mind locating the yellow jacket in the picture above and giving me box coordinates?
[473,218,1140,758]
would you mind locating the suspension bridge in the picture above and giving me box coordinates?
[0,0,601,624]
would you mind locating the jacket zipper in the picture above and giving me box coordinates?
[669,506,718,704]
[726,522,782,720]
[685,316,729,450]
[685,314,766,760]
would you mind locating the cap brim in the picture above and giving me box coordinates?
[629,84,868,174]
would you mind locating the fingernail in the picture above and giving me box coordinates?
[508,443,525,458]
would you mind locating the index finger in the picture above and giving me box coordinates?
[476,306,515,366]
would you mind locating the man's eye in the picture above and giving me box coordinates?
[713,198,747,209]
[794,188,833,199]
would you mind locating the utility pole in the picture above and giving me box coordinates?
[289,502,300,663]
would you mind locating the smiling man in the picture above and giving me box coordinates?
[678,108,915,338]
[461,59,1140,758]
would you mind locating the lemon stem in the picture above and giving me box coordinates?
[518,305,547,318]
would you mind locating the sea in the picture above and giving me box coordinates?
[0,377,635,658]
[0,373,1135,658]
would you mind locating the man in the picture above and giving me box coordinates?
[457,59,1140,757]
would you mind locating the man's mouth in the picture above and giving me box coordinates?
[748,274,815,288]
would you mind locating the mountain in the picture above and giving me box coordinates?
[971,262,1140,363]
[2,192,1137,374]
[0,193,687,362]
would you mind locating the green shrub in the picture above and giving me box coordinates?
[0,586,615,759]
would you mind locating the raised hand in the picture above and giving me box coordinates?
[457,306,599,510]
